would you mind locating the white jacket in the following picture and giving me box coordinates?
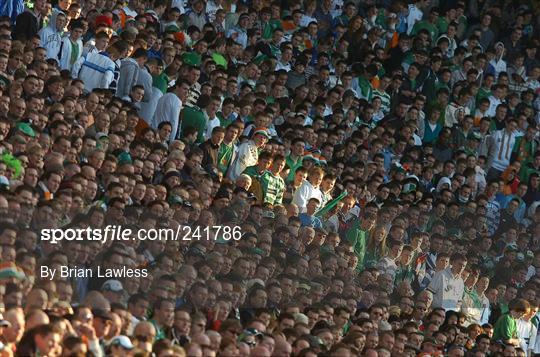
[292,180,324,213]
[73,51,115,93]
[38,9,64,61]
[488,129,517,171]
[152,93,182,141]
[229,140,259,181]
[58,36,83,72]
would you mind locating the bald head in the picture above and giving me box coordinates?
[25,309,50,331]
[133,321,156,336]
[0,195,8,209]
[272,335,292,357]
[191,332,211,347]
[83,291,110,311]
[251,346,271,357]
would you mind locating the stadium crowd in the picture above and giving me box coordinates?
[0,0,540,355]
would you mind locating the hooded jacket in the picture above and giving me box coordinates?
[489,42,507,78]
[38,9,65,61]
[73,51,115,93]
[58,35,83,72]
[116,57,139,99]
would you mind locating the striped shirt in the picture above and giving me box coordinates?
[373,89,391,115]
[110,59,121,94]
[260,170,285,205]
[186,82,201,107]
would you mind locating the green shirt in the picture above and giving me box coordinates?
[217,112,234,127]
[411,21,439,41]
[285,154,303,183]
[363,247,382,270]
[180,105,207,144]
[476,87,491,104]
[217,142,234,175]
[513,136,538,169]
[493,314,517,342]
[521,166,540,183]
[260,170,286,205]
[70,39,79,65]
[262,19,282,39]
[153,72,169,94]
[149,319,167,341]
[344,221,367,272]
[437,17,449,34]
[373,89,391,114]
[357,76,373,101]
[394,266,415,285]
[243,165,263,178]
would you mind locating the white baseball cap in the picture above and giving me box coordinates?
[101,279,123,293]
[110,335,134,350]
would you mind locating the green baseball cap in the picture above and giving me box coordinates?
[16,122,35,137]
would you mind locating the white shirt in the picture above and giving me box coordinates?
[427,267,465,312]
[153,93,182,141]
[292,180,323,213]
[229,140,259,181]
[206,0,222,22]
[300,15,317,28]
[406,4,423,34]
[205,115,220,140]
[376,257,399,281]
[486,95,502,117]
[461,290,490,326]
[490,58,507,79]
[170,0,186,13]
[489,129,517,171]
[517,318,535,354]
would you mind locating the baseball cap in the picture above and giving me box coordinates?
[101,280,123,293]
[96,132,109,140]
[294,313,309,325]
[110,335,134,350]
[0,313,10,327]
[92,309,114,321]
[182,52,202,67]
[95,15,113,27]
[252,127,270,138]
[169,194,184,206]
[16,122,35,138]
[0,262,25,280]
[467,131,482,141]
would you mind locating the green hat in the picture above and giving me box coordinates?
[165,24,181,33]
[212,53,228,69]
[253,53,270,65]
[16,122,35,137]
[0,263,25,280]
[182,52,201,67]
[467,131,482,141]
[168,195,184,205]
[0,74,10,89]
[252,127,270,139]
[402,182,417,194]
[392,164,406,173]
[117,151,132,165]
[250,247,264,256]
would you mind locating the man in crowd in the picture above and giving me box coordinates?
[0,0,539,356]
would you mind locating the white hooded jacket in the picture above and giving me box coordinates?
[38,9,65,61]
[58,35,83,72]
[73,51,116,93]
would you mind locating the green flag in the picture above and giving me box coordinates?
[315,190,348,218]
